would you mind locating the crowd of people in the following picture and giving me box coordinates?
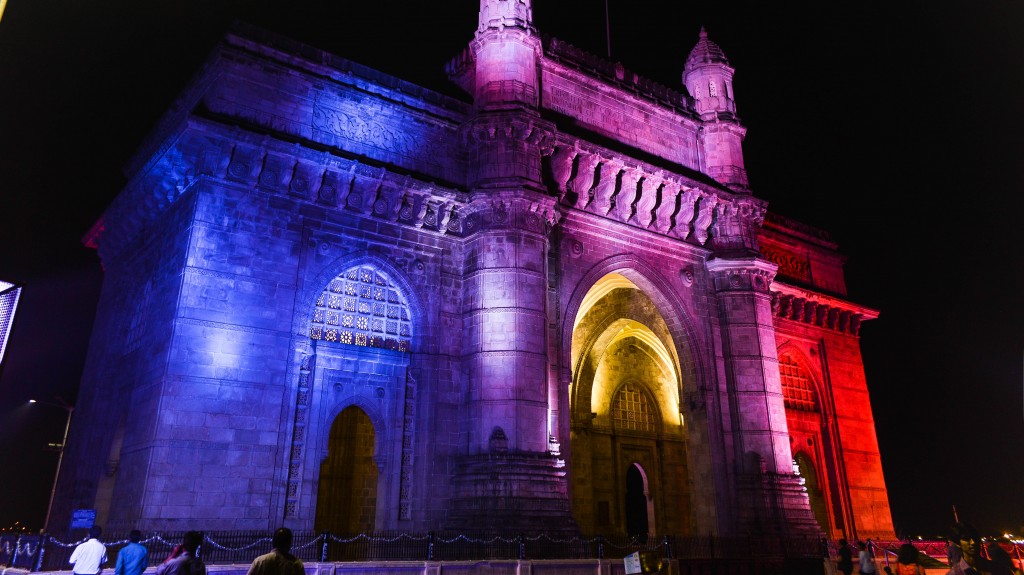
[67,521,1022,575]
[828,523,1022,575]
[68,526,305,575]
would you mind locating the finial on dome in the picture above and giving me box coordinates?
[699,26,708,39]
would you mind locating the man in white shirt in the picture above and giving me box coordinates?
[69,526,108,575]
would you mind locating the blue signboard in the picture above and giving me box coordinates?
[70,509,96,530]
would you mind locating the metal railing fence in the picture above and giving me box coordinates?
[1,530,830,572]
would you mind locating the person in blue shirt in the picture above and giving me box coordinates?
[115,530,148,575]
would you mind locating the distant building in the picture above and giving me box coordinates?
[58,1,894,540]
[0,279,22,371]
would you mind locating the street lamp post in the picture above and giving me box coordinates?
[29,397,74,532]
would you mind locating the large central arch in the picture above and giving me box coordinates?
[565,269,698,536]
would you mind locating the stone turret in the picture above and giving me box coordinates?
[471,0,540,111]
[683,27,749,191]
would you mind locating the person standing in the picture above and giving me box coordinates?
[70,526,108,575]
[945,522,994,575]
[114,530,148,575]
[837,539,854,575]
[246,527,305,575]
[894,542,925,575]
[155,531,205,575]
[858,540,877,575]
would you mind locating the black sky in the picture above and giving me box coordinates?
[0,1,1021,537]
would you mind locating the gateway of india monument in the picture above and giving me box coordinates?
[55,0,895,542]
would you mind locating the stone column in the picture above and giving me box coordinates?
[706,257,819,535]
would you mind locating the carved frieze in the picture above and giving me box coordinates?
[705,258,777,294]
[312,101,416,156]
[760,246,811,284]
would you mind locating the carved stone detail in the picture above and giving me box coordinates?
[550,146,577,201]
[590,160,620,215]
[634,175,660,228]
[569,153,599,209]
[693,194,719,245]
[653,183,680,233]
[614,168,641,222]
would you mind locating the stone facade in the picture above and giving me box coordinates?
[56,0,894,540]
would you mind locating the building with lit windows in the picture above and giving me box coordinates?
[56,0,895,541]
[0,279,22,370]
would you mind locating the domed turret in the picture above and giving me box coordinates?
[682,27,749,191]
[682,27,737,117]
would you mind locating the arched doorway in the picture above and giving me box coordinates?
[625,464,650,540]
[568,273,691,536]
[315,406,378,534]
[779,352,836,535]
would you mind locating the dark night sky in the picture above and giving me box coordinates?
[1,1,1021,537]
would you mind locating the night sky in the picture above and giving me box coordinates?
[0,1,1021,538]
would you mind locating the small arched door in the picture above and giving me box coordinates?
[625,463,650,541]
[315,406,378,534]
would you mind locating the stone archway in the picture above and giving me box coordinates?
[315,406,378,534]
[568,273,692,537]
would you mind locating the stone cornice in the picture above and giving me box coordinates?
[705,257,778,294]
[771,282,879,336]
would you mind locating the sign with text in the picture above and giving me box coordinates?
[624,552,642,574]
[70,509,96,530]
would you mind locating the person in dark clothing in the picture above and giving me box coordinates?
[837,539,854,575]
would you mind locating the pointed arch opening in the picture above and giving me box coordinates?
[625,463,651,541]
[780,350,839,536]
[315,406,378,535]
[568,271,692,537]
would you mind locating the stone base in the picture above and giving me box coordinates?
[445,451,579,534]
[737,471,822,537]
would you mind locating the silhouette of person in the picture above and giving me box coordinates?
[837,539,854,575]
[987,540,1019,575]
[894,542,925,575]
[246,528,304,575]
[114,530,148,575]
[70,526,108,575]
[155,531,205,575]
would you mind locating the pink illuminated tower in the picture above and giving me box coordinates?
[58,0,894,541]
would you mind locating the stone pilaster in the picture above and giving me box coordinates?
[706,257,819,535]
[446,194,576,533]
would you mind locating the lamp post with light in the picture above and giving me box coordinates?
[29,397,74,532]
